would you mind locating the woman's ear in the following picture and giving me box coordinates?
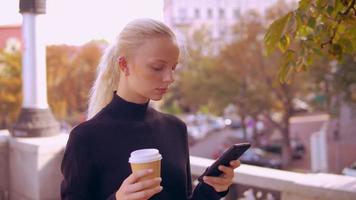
[117,56,129,76]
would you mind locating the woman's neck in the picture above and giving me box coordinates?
[116,83,149,105]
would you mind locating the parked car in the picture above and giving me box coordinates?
[187,125,205,140]
[239,148,283,169]
[260,139,305,160]
[342,162,356,177]
[208,116,226,131]
[224,118,242,129]
[185,113,227,141]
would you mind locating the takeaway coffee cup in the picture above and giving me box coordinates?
[129,148,162,182]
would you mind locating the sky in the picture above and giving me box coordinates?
[0,0,164,45]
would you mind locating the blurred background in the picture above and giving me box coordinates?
[1,0,356,199]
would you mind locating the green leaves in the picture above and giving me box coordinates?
[338,38,353,52]
[299,0,312,11]
[316,0,327,8]
[264,0,356,83]
[279,50,296,83]
[328,44,342,59]
[278,35,291,52]
[326,5,334,15]
[307,17,316,28]
[264,12,293,55]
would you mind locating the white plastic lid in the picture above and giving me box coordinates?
[129,148,162,164]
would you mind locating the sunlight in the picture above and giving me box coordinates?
[0,0,164,45]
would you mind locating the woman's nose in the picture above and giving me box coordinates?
[163,69,175,83]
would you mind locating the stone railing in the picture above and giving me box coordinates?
[190,156,356,200]
[1,129,356,200]
[0,130,9,199]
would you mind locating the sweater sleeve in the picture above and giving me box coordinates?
[186,156,228,200]
[182,124,228,200]
[61,127,102,200]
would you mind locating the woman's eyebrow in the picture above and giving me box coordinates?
[151,59,178,66]
[153,59,167,64]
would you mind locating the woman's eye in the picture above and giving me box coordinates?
[152,66,164,71]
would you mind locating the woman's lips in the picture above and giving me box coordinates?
[156,88,168,94]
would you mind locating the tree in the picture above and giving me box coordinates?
[218,12,274,140]
[47,41,102,124]
[0,41,103,130]
[333,55,356,103]
[265,0,356,82]
[47,44,77,121]
[175,10,309,165]
[0,49,22,129]
[174,27,236,114]
[306,54,356,113]
[219,12,308,165]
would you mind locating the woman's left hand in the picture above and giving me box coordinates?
[203,160,241,192]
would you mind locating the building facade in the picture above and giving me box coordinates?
[0,25,22,52]
[163,0,279,46]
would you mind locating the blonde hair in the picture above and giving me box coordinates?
[87,18,177,119]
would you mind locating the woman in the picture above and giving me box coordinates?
[60,18,240,200]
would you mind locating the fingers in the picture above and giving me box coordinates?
[126,185,163,200]
[124,169,153,184]
[202,160,241,192]
[126,177,162,193]
[203,175,232,186]
[117,170,163,200]
[230,160,241,168]
[218,165,234,179]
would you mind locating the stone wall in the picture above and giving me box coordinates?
[0,130,68,200]
[0,130,10,200]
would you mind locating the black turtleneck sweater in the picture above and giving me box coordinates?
[60,92,227,200]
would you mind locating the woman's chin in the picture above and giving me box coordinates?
[150,95,164,101]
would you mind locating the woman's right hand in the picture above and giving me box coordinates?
[115,169,163,200]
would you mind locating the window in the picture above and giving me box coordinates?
[219,8,225,19]
[234,9,240,19]
[219,28,226,37]
[178,8,187,20]
[195,8,200,19]
[207,8,213,19]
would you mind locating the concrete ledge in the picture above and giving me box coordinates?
[9,133,68,154]
[9,133,69,200]
[190,156,356,200]
[0,130,10,200]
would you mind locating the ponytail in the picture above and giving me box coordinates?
[87,44,120,119]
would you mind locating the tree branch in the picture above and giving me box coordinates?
[321,0,355,48]
[262,111,284,132]
[257,47,287,103]
[321,27,338,48]
[341,0,356,16]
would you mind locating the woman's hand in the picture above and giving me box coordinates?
[115,169,162,200]
[203,160,241,192]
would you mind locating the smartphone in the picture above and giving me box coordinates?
[197,143,251,182]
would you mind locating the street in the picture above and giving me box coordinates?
[189,128,243,158]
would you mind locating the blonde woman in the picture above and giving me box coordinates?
[60,18,240,200]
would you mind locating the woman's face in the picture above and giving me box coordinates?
[125,36,179,103]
